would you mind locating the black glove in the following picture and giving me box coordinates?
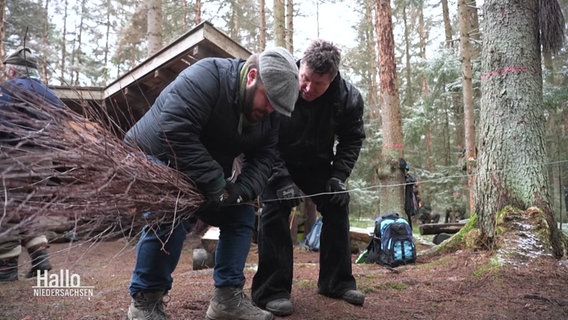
[275,181,302,208]
[198,175,226,213]
[223,181,252,205]
[326,177,349,207]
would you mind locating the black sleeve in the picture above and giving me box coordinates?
[332,84,366,181]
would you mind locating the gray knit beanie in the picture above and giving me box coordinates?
[4,47,38,69]
[259,47,299,117]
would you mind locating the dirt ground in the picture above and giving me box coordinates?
[1,211,568,320]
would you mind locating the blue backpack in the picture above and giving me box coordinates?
[302,218,323,251]
[364,212,416,267]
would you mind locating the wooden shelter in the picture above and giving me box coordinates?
[54,21,251,133]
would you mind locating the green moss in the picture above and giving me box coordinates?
[375,281,407,290]
[471,256,502,279]
[295,279,317,288]
[436,214,478,252]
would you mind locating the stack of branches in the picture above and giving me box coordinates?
[0,84,204,239]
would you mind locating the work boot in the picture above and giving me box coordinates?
[341,289,365,306]
[0,257,19,281]
[206,286,274,320]
[25,247,52,278]
[127,291,169,320]
[265,298,293,316]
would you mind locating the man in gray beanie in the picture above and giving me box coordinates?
[124,47,298,320]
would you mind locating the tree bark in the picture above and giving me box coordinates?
[259,0,266,51]
[477,0,564,257]
[458,0,477,217]
[286,0,293,52]
[440,0,453,48]
[365,0,379,121]
[273,0,285,47]
[375,0,405,216]
[195,0,202,25]
[146,0,163,57]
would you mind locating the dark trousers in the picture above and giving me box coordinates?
[251,167,356,307]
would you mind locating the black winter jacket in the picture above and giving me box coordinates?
[124,57,280,198]
[273,68,365,182]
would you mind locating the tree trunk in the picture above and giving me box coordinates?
[73,0,87,85]
[147,0,163,57]
[0,0,4,82]
[41,0,49,83]
[286,0,293,52]
[402,3,412,109]
[440,0,453,48]
[365,0,379,121]
[273,0,285,47]
[466,0,481,58]
[102,0,111,85]
[61,0,68,83]
[458,0,477,217]
[259,0,266,50]
[418,1,432,171]
[375,0,405,216]
[477,0,564,257]
[229,0,241,41]
[195,0,202,25]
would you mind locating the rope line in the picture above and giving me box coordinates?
[261,158,568,203]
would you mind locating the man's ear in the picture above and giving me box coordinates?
[7,67,18,78]
[246,68,258,85]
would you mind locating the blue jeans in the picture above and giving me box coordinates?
[129,205,256,296]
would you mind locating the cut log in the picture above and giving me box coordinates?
[192,226,219,270]
[201,227,220,253]
[350,227,372,243]
[419,223,465,235]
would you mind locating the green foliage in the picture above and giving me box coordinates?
[5,0,48,49]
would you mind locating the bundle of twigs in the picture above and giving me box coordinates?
[0,84,204,239]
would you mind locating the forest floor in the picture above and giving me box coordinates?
[1,209,568,320]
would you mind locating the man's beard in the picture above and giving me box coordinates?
[242,81,257,123]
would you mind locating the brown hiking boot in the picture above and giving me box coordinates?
[127,291,169,320]
[25,248,52,278]
[0,257,19,281]
[206,286,274,320]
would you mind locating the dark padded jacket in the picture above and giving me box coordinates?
[273,67,365,182]
[124,57,280,198]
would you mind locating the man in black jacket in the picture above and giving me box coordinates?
[124,47,299,320]
[251,40,366,317]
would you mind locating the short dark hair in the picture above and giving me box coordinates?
[244,53,262,84]
[301,39,341,77]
